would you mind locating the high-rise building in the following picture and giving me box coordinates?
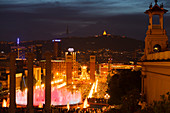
[52,39,61,59]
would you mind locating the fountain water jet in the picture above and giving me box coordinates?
[16,85,81,106]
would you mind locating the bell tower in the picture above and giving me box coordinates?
[144,0,168,56]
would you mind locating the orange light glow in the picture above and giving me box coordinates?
[83,98,89,108]
[2,99,7,107]
[103,30,107,36]
[38,103,43,108]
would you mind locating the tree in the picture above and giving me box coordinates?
[120,89,141,113]
[141,92,170,113]
[107,70,141,105]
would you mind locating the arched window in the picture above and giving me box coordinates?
[153,44,161,52]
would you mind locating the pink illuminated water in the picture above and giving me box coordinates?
[16,86,82,106]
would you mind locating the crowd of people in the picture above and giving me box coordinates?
[0,107,106,113]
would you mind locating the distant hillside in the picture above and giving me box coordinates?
[0,35,144,54]
[60,36,144,52]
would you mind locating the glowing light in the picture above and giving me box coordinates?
[17,38,20,45]
[154,47,158,50]
[54,79,63,84]
[51,81,54,85]
[16,84,81,106]
[73,85,76,89]
[2,99,7,107]
[88,82,95,98]
[82,66,87,70]
[36,86,40,89]
[6,98,9,107]
[83,98,89,108]
[57,82,66,88]
[38,103,43,108]
[95,79,98,93]
[68,48,74,52]
[103,30,107,36]
[41,84,45,88]
[52,39,61,42]
[67,102,70,111]
[104,94,110,99]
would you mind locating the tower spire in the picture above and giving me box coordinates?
[155,0,158,5]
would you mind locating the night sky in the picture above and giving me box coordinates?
[0,0,170,41]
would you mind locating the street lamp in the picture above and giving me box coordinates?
[104,93,110,104]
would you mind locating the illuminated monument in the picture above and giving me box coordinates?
[139,0,170,104]
[144,0,168,57]
[66,51,73,84]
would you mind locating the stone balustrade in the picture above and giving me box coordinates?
[147,51,170,60]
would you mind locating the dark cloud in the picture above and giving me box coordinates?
[0,0,170,41]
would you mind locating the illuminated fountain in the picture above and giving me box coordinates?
[83,98,89,108]
[16,82,82,106]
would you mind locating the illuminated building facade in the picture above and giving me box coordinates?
[80,66,89,80]
[144,1,168,57]
[99,63,135,76]
[40,60,66,80]
[139,1,170,104]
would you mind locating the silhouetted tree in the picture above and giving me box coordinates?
[107,70,141,105]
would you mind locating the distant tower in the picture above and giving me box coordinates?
[66,52,72,84]
[144,0,168,56]
[52,39,61,59]
[90,55,95,82]
[11,38,26,60]
[35,44,42,61]
[65,48,78,78]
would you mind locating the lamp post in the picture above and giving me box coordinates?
[104,94,110,104]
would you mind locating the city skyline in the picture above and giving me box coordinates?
[0,0,170,41]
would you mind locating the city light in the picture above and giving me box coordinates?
[103,30,107,36]
[83,98,89,108]
[52,39,61,42]
[88,82,95,98]
[95,79,98,93]
[17,38,20,45]
[68,48,74,52]
[2,99,7,107]
[67,102,70,111]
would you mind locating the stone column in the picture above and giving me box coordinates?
[9,52,17,113]
[160,14,163,29]
[44,51,52,113]
[26,53,34,113]
[149,14,152,29]
[66,53,72,85]
[90,55,96,82]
